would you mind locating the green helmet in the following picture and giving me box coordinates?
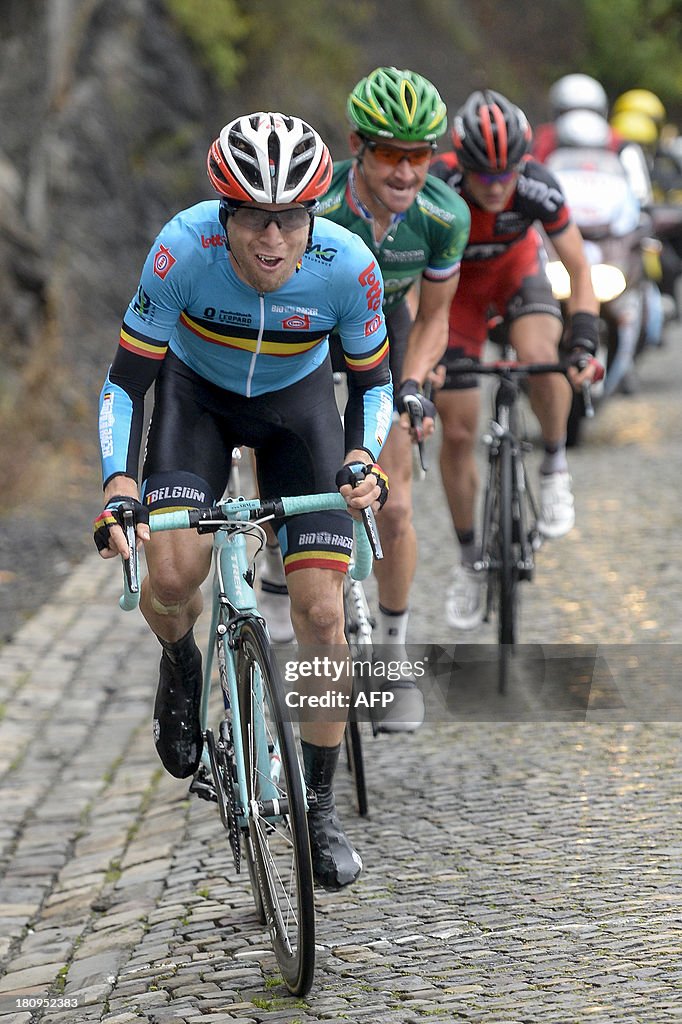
[347,67,447,142]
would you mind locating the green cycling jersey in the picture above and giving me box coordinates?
[317,159,470,313]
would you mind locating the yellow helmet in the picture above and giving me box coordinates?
[612,89,666,125]
[610,109,659,145]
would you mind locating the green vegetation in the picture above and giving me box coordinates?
[162,0,369,122]
[163,0,250,88]
[582,0,682,114]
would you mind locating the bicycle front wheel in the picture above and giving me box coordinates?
[237,618,315,995]
[498,436,517,692]
[343,576,371,817]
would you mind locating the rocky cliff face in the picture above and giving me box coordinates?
[0,0,229,506]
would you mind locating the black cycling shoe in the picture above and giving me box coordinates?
[302,741,363,890]
[153,630,203,779]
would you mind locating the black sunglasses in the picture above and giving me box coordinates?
[228,204,312,233]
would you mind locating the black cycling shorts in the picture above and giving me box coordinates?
[141,350,353,575]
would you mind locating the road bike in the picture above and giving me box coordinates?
[118,490,373,995]
[447,356,600,694]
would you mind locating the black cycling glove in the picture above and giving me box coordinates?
[396,378,437,421]
[335,461,389,510]
[93,496,149,553]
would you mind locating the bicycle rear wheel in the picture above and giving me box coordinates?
[498,436,517,693]
[237,617,315,995]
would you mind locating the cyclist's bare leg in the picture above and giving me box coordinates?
[510,313,576,536]
[510,313,570,445]
[436,386,486,629]
[140,530,214,779]
[287,566,362,889]
[140,530,213,641]
[371,423,416,613]
[435,387,481,539]
[286,567,349,748]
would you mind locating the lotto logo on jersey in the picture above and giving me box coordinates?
[358,260,382,311]
[153,244,176,279]
[282,314,310,330]
[364,314,382,337]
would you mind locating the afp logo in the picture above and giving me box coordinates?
[282,314,311,330]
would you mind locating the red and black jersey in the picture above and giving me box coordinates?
[429,152,571,262]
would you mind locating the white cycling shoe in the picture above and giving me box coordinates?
[537,471,575,539]
[445,564,485,630]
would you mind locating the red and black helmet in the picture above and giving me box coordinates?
[451,90,532,173]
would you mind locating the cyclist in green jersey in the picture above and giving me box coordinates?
[259,67,470,730]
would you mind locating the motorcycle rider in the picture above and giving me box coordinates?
[533,73,616,163]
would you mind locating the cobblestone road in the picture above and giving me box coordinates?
[1,329,681,1023]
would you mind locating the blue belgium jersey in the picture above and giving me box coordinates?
[99,201,393,484]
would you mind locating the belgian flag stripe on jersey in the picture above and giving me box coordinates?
[180,312,327,357]
[344,336,389,372]
[119,325,168,359]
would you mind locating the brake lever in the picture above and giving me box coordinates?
[121,508,139,594]
[349,467,384,560]
[403,394,428,472]
[360,506,383,560]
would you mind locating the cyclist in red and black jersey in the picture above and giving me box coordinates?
[404,89,599,630]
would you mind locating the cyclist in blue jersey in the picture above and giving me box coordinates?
[92,112,393,891]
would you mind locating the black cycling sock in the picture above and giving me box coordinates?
[456,528,478,568]
[302,741,362,890]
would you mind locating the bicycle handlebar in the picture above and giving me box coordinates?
[447,356,605,416]
[119,492,378,611]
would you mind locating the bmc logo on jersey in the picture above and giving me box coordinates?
[364,315,382,336]
[153,244,176,279]
[358,260,382,311]
[282,314,310,330]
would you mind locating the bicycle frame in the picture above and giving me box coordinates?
[203,523,284,822]
[477,375,538,583]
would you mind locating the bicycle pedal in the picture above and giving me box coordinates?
[189,773,217,803]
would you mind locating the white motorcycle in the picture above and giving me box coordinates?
[545,146,663,444]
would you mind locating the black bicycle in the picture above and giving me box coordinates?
[447,357,600,693]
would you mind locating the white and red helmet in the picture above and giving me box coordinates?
[207,112,333,206]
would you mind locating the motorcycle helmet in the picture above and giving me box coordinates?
[347,66,447,142]
[610,110,658,146]
[549,74,608,118]
[554,109,611,149]
[612,89,666,127]
[207,111,333,205]
[451,90,532,173]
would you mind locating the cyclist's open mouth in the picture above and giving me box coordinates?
[256,254,282,267]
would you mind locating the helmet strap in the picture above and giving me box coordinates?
[218,198,232,251]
